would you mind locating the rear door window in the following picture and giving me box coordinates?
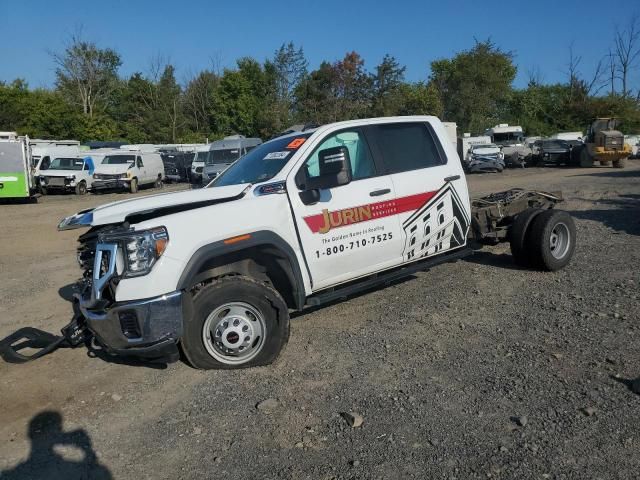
[372,123,445,173]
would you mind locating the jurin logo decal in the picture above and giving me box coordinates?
[303,191,438,234]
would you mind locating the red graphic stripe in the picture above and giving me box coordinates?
[303,190,437,234]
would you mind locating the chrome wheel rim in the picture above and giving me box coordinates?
[202,302,266,365]
[549,222,570,259]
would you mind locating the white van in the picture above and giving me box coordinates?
[32,145,82,179]
[190,145,209,183]
[38,155,97,195]
[92,150,164,193]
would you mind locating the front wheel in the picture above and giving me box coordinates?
[181,276,290,369]
[613,157,627,168]
[39,186,48,196]
[75,181,87,195]
[129,178,138,193]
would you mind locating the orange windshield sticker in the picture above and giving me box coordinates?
[286,138,306,149]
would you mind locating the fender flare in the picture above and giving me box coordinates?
[176,230,306,310]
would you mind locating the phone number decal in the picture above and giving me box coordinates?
[314,232,393,258]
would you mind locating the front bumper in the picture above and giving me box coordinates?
[92,179,130,190]
[77,290,184,356]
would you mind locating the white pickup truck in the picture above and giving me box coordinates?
[56,116,576,369]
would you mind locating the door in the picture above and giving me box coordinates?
[369,121,471,264]
[287,127,403,291]
[136,156,147,183]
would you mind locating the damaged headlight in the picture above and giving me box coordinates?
[100,227,169,278]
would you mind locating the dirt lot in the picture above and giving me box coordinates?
[1,165,639,480]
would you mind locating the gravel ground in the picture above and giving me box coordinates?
[0,165,639,480]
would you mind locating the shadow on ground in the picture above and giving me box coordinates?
[0,411,112,480]
[568,194,640,236]
[460,250,524,271]
[569,169,640,179]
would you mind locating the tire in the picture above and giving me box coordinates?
[39,186,48,196]
[129,178,138,193]
[579,148,594,168]
[154,176,163,188]
[509,208,543,267]
[613,157,627,168]
[75,181,87,195]
[181,276,290,370]
[525,210,576,271]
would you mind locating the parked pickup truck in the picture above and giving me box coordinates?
[56,116,576,369]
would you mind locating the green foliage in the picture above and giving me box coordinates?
[0,38,638,143]
[53,36,122,117]
[430,40,517,133]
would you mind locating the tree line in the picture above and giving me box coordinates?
[1,23,639,143]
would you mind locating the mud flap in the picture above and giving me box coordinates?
[0,316,91,364]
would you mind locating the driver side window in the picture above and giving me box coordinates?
[305,130,376,180]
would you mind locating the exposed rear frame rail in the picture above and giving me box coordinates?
[470,189,563,243]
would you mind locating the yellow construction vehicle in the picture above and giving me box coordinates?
[571,118,632,168]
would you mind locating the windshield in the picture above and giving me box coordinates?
[102,155,135,165]
[492,132,523,145]
[209,148,241,164]
[194,151,210,164]
[212,134,311,187]
[49,157,84,170]
[542,140,569,149]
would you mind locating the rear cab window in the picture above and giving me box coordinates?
[371,122,446,173]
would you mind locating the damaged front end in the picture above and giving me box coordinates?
[73,225,184,360]
[1,224,184,364]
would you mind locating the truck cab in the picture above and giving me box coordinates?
[58,116,573,369]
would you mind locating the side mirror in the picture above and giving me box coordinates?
[299,146,352,191]
[296,146,352,205]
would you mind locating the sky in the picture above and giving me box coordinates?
[1,0,638,90]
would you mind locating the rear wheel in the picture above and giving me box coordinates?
[154,176,163,188]
[613,157,627,168]
[129,178,138,193]
[509,208,543,267]
[525,210,576,271]
[75,181,87,195]
[182,276,290,369]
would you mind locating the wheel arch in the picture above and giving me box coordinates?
[177,231,306,310]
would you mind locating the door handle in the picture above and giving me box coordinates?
[369,188,391,197]
[444,175,460,182]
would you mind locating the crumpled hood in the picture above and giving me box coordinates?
[472,147,500,156]
[58,183,250,230]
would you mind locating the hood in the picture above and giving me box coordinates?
[42,170,81,177]
[59,183,250,230]
[95,164,131,175]
[204,163,230,174]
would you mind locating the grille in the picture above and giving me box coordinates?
[77,237,97,278]
[96,174,122,180]
[46,177,66,186]
[604,137,621,150]
[77,230,117,305]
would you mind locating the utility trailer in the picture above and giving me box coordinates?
[0,135,35,201]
